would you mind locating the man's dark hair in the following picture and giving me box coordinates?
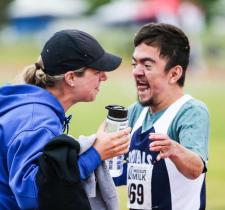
[134,23,190,87]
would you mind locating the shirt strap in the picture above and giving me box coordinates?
[153,94,193,133]
[131,106,149,137]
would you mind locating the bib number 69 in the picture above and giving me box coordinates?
[128,183,144,205]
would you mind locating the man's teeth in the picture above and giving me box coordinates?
[138,85,149,91]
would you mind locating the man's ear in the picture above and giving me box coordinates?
[64,71,76,87]
[168,65,183,84]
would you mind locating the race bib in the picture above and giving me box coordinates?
[127,163,153,209]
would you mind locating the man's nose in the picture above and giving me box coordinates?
[133,64,145,76]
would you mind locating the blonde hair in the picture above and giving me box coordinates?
[23,57,66,88]
[23,57,86,88]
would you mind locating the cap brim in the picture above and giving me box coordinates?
[87,52,122,72]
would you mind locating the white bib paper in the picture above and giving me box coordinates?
[127,163,153,210]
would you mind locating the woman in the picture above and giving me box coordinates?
[0,29,130,209]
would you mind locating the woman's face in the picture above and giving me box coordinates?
[73,68,107,102]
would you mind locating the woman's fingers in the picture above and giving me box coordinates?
[94,127,131,160]
[111,136,130,154]
[112,127,131,139]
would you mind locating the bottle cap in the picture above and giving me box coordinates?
[105,105,128,120]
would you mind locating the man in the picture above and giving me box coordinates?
[115,23,209,210]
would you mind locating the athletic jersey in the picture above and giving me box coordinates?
[114,95,209,210]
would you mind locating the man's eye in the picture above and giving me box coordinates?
[144,64,151,70]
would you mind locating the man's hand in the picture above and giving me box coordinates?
[149,133,204,179]
[149,133,178,161]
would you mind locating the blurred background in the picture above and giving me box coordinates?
[0,0,224,209]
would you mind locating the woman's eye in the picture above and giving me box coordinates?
[131,63,137,68]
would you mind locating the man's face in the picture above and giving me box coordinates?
[132,43,170,108]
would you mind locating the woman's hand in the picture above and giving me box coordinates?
[94,122,131,160]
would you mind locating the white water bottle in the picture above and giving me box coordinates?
[104,105,128,177]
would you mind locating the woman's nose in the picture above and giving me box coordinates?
[100,72,107,81]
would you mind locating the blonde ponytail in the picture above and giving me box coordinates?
[23,57,64,88]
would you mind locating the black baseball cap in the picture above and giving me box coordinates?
[41,29,122,75]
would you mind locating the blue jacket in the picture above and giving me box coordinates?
[0,84,100,209]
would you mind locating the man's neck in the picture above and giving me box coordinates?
[151,89,184,114]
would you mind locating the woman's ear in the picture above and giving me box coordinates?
[168,65,183,84]
[64,71,76,87]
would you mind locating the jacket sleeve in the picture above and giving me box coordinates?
[78,147,102,180]
[7,127,56,209]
